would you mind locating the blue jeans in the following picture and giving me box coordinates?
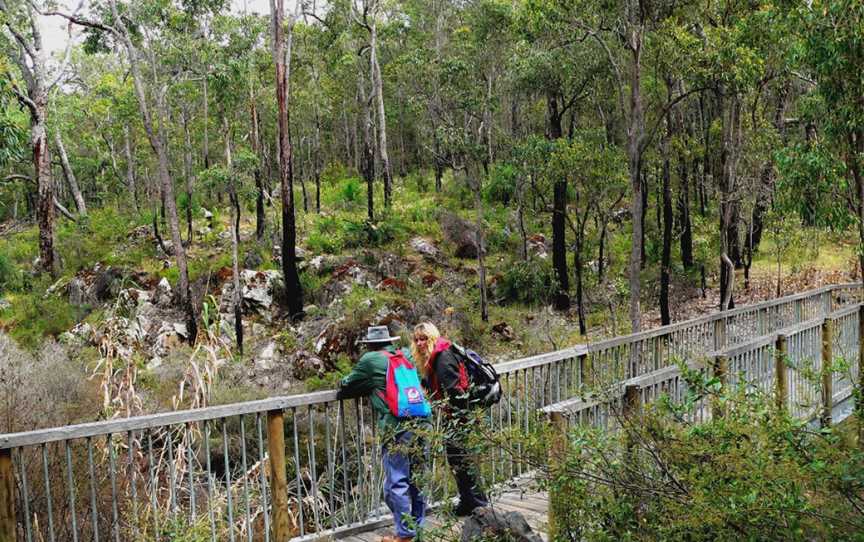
[382,431,427,538]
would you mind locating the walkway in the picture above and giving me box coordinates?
[341,481,549,542]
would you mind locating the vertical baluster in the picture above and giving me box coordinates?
[18,448,33,542]
[127,431,137,539]
[107,435,119,542]
[186,423,196,523]
[323,404,335,532]
[256,413,270,542]
[66,440,79,542]
[222,418,235,542]
[291,407,304,535]
[147,431,157,539]
[307,405,322,534]
[337,401,351,525]
[353,400,364,522]
[506,373,513,479]
[239,417,252,542]
[205,421,216,542]
[167,429,177,521]
[87,437,99,542]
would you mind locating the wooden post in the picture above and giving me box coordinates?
[712,355,729,419]
[0,448,14,542]
[623,384,642,419]
[547,410,568,541]
[775,334,788,413]
[713,318,727,352]
[821,319,834,428]
[267,409,290,541]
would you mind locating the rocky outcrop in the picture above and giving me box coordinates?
[440,212,483,259]
[410,237,440,260]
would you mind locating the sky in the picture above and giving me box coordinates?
[38,0,283,55]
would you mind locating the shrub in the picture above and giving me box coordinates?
[0,253,20,293]
[497,259,556,305]
[483,163,518,204]
[543,369,864,541]
[342,216,404,249]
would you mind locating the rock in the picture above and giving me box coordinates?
[309,255,326,272]
[0,298,10,311]
[527,233,548,259]
[203,208,213,219]
[173,322,188,338]
[68,277,89,306]
[146,356,163,370]
[422,273,440,286]
[93,267,123,301]
[255,341,279,371]
[410,237,440,260]
[129,224,151,240]
[290,350,325,379]
[154,278,173,306]
[492,322,515,341]
[221,270,282,316]
[158,239,174,256]
[303,304,319,316]
[461,507,542,542]
[155,322,184,355]
[440,212,483,259]
[244,250,264,269]
[377,277,407,291]
[251,323,266,337]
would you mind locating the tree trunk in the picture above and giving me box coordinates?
[271,0,304,319]
[548,94,570,310]
[719,93,742,312]
[598,219,607,283]
[123,126,138,211]
[370,20,392,208]
[678,148,693,269]
[468,165,489,323]
[250,98,266,240]
[574,222,587,335]
[626,27,645,332]
[359,76,375,222]
[54,128,86,216]
[181,107,194,245]
[109,0,197,342]
[35,115,55,275]
[660,119,673,326]
[202,76,210,171]
[224,116,243,355]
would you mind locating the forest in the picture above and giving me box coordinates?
[2,0,864,540]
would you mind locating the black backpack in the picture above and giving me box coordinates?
[449,344,502,407]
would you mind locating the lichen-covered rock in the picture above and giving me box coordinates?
[410,237,440,260]
[154,278,173,307]
[440,211,483,259]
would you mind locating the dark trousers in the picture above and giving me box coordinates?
[445,440,488,509]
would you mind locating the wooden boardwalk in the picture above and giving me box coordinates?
[340,481,549,542]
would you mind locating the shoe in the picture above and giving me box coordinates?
[453,502,475,517]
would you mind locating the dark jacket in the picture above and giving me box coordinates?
[424,338,470,411]
[336,345,414,431]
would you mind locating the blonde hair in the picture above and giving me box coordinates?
[410,322,441,374]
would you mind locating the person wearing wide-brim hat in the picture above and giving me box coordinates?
[336,325,428,542]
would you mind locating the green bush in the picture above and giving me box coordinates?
[342,216,404,249]
[483,163,518,204]
[497,259,556,305]
[2,294,82,349]
[0,253,20,293]
[544,368,864,541]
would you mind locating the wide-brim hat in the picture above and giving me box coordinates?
[359,325,400,343]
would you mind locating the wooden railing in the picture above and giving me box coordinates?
[0,283,860,541]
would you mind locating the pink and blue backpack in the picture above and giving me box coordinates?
[378,350,431,419]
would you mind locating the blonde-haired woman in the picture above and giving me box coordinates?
[411,322,488,516]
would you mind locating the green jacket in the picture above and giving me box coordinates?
[336,345,414,432]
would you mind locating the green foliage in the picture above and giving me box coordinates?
[545,369,864,541]
[0,253,20,294]
[483,163,519,204]
[0,294,82,349]
[305,354,353,391]
[497,258,556,305]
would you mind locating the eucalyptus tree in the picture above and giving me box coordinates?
[0,0,79,275]
[270,0,304,318]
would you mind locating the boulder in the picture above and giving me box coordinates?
[155,321,184,355]
[221,270,282,316]
[68,277,89,306]
[440,212,483,259]
[92,267,123,301]
[255,341,279,372]
[244,250,264,269]
[461,507,542,542]
[154,278,173,307]
[290,350,325,380]
[410,237,440,260]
